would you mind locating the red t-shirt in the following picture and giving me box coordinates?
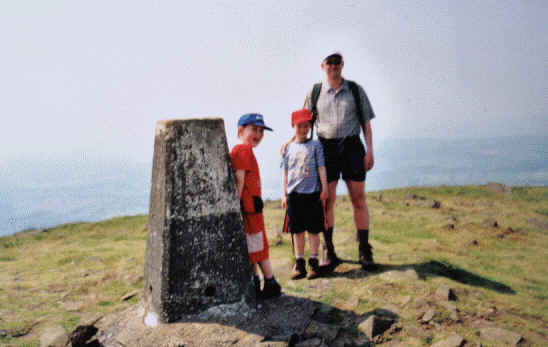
[230,144,265,234]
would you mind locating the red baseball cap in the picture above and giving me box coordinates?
[291,109,313,126]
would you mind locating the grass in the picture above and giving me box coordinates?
[1,186,547,345]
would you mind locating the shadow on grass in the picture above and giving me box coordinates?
[329,259,516,294]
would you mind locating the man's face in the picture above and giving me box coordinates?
[321,55,344,79]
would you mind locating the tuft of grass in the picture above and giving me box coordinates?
[534,208,548,216]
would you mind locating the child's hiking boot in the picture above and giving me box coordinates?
[358,229,377,271]
[253,275,261,297]
[307,258,320,279]
[291,258,307,280]
[261,277,281,299]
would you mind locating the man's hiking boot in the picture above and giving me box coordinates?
[358,229,377,271]
[321,227,341,273]
[307,258,320,279]
[319,245,342,274]
[261,277,281,299]
[291,258,307,280]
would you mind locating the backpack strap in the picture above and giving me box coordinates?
[310,83,322,139]
[347,80,365,128]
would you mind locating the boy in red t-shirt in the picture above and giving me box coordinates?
[230,113,281,300]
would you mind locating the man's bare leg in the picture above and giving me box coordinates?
[321,180,339,266]
[346,179,375,269]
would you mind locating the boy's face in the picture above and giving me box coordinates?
[294,121,311,141]
[241,124,264,147]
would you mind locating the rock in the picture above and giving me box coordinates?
[412,297,428,310]
[443,224,455,230]
[480,327,523,345]
[405,193,421,200]
[120,290,139,302]
[526,218,548,230]
[304,320,340,343]
[357,315,395,339]
[29,228,49,235]
[60,301,84,311]
[435,284,457,301]
[347,296,360,309]
[376,193,383,202]
[69,324,98,347]
[431,334,464,347]
[439,301,460,322]
[482,218,498,228]
[428,200,441,208]
[486,182,507,194]
[380,269,419,282]
[295,337,323,347]
[374,307,400,320]
[311,304,339,324]
[198,299,255,322]
[40,325,68,347]
[421,309,436,323]
[84,256,103,263]
[400,295,411,306]
[467,240,479,247]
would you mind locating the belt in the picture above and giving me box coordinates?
[319,135,359,144]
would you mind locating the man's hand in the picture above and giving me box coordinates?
[320,189,328,203]
[280,135,296,156]
[364,152,374,172]
[281,196,287,210]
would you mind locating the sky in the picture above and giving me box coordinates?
[1,1,547,165]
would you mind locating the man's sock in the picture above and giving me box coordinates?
[357,229,369,244]
[324,227,335,254]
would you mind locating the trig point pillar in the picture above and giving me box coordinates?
[143,118,254,323]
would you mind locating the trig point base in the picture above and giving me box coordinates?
[143,118,254,323]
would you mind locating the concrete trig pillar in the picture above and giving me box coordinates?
[143,118,254,323]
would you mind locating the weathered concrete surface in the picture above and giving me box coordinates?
[143,118,254,322]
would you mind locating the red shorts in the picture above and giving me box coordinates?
[243,213,269,263]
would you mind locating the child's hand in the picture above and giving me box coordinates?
[320,189,328,203]
[281,196,287,209]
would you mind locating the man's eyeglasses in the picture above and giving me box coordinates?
[325,56,342,66]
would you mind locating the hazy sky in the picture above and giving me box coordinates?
[1,1,547,163]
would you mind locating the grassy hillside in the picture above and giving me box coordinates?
[1,185,547,346]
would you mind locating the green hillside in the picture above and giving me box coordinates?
[1,185,547,346]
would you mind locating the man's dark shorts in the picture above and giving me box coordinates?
[319,135,366,183]
[287,192,325,235]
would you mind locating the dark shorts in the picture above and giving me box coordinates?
[319,135,366,183]
[287,192,325,235]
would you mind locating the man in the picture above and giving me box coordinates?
[303,52,376,271]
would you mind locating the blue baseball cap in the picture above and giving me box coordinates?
[237,113,273,131]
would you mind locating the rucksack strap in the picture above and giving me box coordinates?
[347,80,365,128]
[310,83,322,139]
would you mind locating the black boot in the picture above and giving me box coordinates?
[323,227,341,271]
[358,229,376,271]
[261,276,281,299]
[291,258,307,280]
[253,275,261,297]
